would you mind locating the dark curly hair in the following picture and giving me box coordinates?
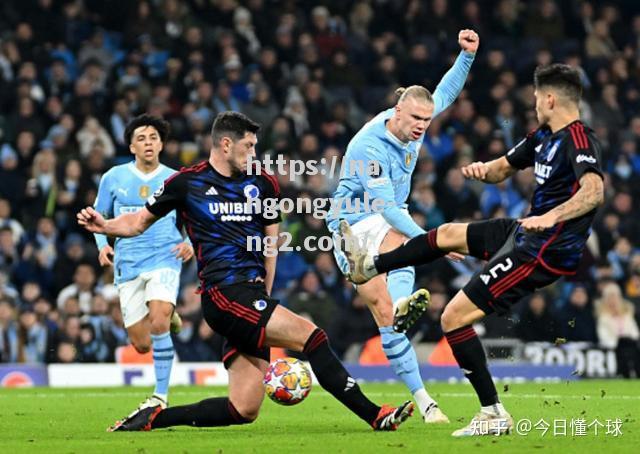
[123,114,170,146]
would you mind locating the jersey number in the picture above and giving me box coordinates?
[488,258,513,278]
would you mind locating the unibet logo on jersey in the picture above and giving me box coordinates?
[534,162,552,184]
[209,201,255,221]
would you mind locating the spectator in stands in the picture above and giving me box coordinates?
[55,159,93,232]
[54,340,78,363]
[287,269,337,332]
[22,149,57,230]
[516,293,560,343]
[0,198,24,244]
[585,19,618,59]
[410,182,446,230]
[523,0,565,46]
[596,282,640,378]
[76,116,115,158]
[561,284,598,343]
[0,226,20,280]
[0,300,18,362]
[242,83,280,136]
[77,321,109,362]
[15,217,58,290]
[328,293,378,359]
[56,263,97,314]
[17,306,47,363]
[0,146,26,213]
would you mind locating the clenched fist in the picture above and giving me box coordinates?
[461,161,489,180]
[458,29,480,54]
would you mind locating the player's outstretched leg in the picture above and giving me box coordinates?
[340,220,469,286]
[441,291,513,436]
[359,271,447,424]
[112,354,265,431]
[266,305,414,431]
[385,267,448,423]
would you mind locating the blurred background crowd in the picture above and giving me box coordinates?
[0,0,639,376]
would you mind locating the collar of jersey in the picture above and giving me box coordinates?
[128,161,164,181]
[384,128,413,149]
[208,160,246,181]
[551,119,582,137]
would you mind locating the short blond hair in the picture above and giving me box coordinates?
[395,85,433,104]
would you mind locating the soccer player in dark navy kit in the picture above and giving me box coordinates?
[340,64,605,436]
[78,111,414,432]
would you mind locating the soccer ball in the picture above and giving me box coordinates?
[263,357,312,405]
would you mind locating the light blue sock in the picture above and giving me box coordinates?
[387,266,415,304]
[379,326,423,394]
[151,332,174,400]
[384,266,436,414]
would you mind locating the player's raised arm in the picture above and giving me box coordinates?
[462,128,542,184]
[431,29,478,117]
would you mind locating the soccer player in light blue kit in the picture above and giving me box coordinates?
[328,30,479,423]
[93,115,194,430]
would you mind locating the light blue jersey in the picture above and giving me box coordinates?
[327,51,475,238]
[94,162,184,284]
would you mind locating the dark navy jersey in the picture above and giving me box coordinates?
[145,160,281,287]
[505,120,603,274]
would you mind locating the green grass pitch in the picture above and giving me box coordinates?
[1,380,637,453]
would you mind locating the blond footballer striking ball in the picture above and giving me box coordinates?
[263,357,312,405]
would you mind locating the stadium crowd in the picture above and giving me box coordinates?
[0,0,639,376]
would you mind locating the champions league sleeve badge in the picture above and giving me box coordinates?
[366,160,381,178]
[253,299,268,311]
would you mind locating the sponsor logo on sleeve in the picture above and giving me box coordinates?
[367,177,390,188]
[576,154,596,164]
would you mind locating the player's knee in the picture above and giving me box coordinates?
[148,309,171,334]
[437,223,455,242]
[149,317,170,334]
[132,341,151,354]
[294,322,320,352]
[233,402,261,423]
[440,305,459,333]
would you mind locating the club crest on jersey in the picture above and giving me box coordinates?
[244,184,260,199]
[253,299,267,311]
[139,185,150,199]
[546,141,560,162]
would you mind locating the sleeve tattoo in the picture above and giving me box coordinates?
[548,172,604,223]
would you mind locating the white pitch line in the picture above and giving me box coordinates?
[0,391,639,400]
